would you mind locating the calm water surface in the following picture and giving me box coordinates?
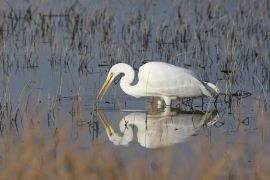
[0,0,269,173]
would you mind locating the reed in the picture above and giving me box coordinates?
[0,0,269,179]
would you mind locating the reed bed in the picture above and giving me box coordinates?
[0,0,269,179]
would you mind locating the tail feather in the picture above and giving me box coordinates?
[203,82,220,97]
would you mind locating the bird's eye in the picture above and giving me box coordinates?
[113,73,124,84]
[114,76,121,84]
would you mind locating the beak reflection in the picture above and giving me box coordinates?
[97,110,113,136]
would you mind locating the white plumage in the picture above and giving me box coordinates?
[98,110,218,149]
[97,62,219,105]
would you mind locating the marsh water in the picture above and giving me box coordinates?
[0,0,269,176]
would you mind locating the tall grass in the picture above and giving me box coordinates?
[0,108,268,179]
[0,0,269,179]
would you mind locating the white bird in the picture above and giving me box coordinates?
[97,62,219,105]
[97,109,218,149]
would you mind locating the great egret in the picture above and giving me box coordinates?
[97,109,218,149]
[97,62,219,105]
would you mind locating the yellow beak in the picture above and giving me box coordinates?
[97,74,114,101]
[97,110,113,136]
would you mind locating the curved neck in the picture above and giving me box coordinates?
[108,119,134,146]
[119,65,141,97]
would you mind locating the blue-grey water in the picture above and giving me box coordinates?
[0,0,269,176]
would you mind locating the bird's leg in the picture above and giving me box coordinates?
[163,97,176,106]
[157,99,164,109]
[163,106,172,115]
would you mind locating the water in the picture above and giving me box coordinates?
[0,0,269,177]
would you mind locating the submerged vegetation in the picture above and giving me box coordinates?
[0,0,269,179]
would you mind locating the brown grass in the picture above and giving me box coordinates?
[0,103,268,180]
[0,0,269,179]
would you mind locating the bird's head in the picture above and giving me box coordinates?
[96,64,122,101]
[97,63,133,101]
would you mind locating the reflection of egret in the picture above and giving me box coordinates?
[97,62,219,105]
[97,109,218,149]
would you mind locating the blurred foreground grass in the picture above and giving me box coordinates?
[0,0,269,179]
[0,108,268,180]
